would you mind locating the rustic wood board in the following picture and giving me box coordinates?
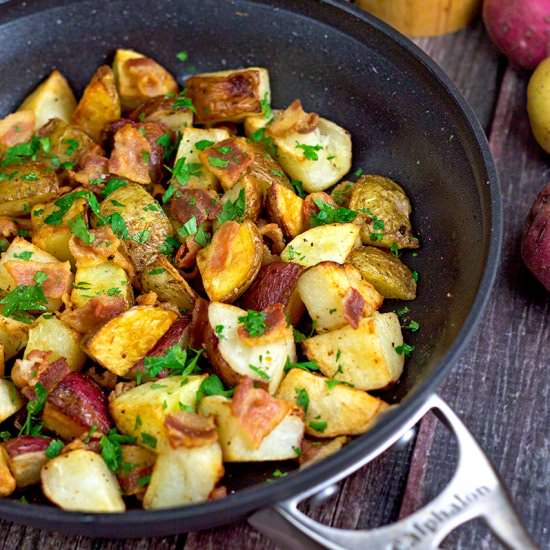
[1,14,547,550]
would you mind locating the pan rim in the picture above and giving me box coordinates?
[0,0,502,535]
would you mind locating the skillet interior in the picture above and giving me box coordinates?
[0,0,501,537]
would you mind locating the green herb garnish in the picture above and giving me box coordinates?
[238,309,267,337]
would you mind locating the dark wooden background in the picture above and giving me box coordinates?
[1,12,549,550]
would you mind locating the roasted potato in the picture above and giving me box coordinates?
[280,223,360,267]
[296,261,383,332]
[0,111,35,148]
[143,443,223,509]
[17,69,76,128]
[205,302,295,394]
[276,369,388,438]
[99,183,175,272]
[71,262,134,309]
[0,379,23,423]
[197,220,263,303]
[299,436,349,468]
[84,306,178,377]
[186,67,270,123]
[0,161,59,217]
[24,315,86,371]
[3,436,50,488]
[109,375,206,452]
[331,180,354,207]
[112,48,178,112]
[41,449,125,512]
[302,311,404,391]
[218,178,263,224]
[0,315,29,361]
[348,246,417,300]
[130,96,193,133]
[0,447,16,497]
[71,65,121,143]
[173,127,231,190]
[266,182,305,239]
[199,395,304,461]
[349,175,419,250]
[140,256,197,313]
[240,261,305,326]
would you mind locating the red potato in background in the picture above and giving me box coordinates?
[483,0,550,69]
[522,180,550,290]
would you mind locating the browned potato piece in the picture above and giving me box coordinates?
[0,111,35,148]
[99,183,175,272]
[296,261,383,332]
[18,69,77,128]
[129,96,193,133]
[0,315,29,361]
[112,49,178,112]
[186,67,270,124]
[140,256,197,313]
[197,220,263,303]
[348,246,417,300]
[240,261,305,325]
[349,175,419,249]
[302,312,404,391]
[299,436,349,468]
[330,180,354,207]
[0,379,24,424]
[276,369,388,438]
[84,306,178,376]
[218,178,262,224]
[71,65,121,143]
[0,447,16,497]
[266,182,305,239]
[0,161,59,217]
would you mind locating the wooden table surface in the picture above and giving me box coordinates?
[2,11,549,550]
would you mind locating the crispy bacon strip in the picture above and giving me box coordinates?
[165,411,218,449]
[230,378,290,449]
[237,303,289,347]
[343,287,366,329]
[174,237,202,271]
[4,260,72,299]
[267,99,319,137]
[60,295,127,334]
[109,123,151,184]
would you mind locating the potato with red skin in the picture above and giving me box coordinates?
[3,436,51,488]
[521,180,550,291]
[240,261,305,325]
[43,372,112,439]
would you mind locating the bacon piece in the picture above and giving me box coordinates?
[109,123,151,184]
[343,287,366,329]
[4,260,72,299]
[15,354,71,399]
[129,316,191,380]
[174,237,202,271]
[208,486,228,501]
[258,221,286,255]
[230,377,290,448]
[0,217,17,239]
[0,111,35,147]
[166,189,221,226]
[188,297,209,350]
[302,192,336,229]
[11,350,51,389]
[267,99,319,137]
[165,411,218,449]
[60,295,127,334]
[70,145,109,187]
[237,303,289,347]
[209,221,239,272]
[125,57,178,99]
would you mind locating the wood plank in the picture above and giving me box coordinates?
[399,64,550,549]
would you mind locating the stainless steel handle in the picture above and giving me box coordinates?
[249,394,538,550]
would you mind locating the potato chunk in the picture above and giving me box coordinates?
[197,220,263,303]
[71,65,121,143]
[349,175,418,249]
[110,375,206,452]
[297,261,383,332]
[18,70,77,128]
[0,379,24,423]
[302,312,404,391]
[276,369,388,438]
[280,223,360,267]
[41,449,125,512]
[0,447,16,497]
[266,182,305,239]
[206,302,295,394]
[112,49,178,112]
[186,67,270,123]
[143,443,223,509]
[199,395,304,461]
[24,315,86,371]
[348,246,417,300]
[0,315,29,361]
[84,306,178,377]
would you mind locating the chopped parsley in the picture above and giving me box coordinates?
[143,345,202,378]
[159,235,180,256]
[238,309,267,337]
[45,439,64,459]
[295,387,309,413]
[310,199,357,227]
[19,383,48,435]
[395,343,415,357]
[216,188,245,225]
[62,138,79,156]
[195,374,234,402]
[412,270,419,283]
[390,243,400,257]
[44,190,101,225]
[214,324,225,339]
[21,172,38,181]
[195,139,214,151]
[141,150,150,164]
[207,156,229,169]
[106,287,122,297]
[403,320,420,332]
[148,267,166,276]
[13,251,33,260]
[143,202,161,212]
[194,224,211,247]
[177,216,198,239]
[176,50,189,62]
[68,214,95,245]
[100,429,137,473]
[295,142,323,161]
[271,469,287,479]
[308,419,327,433]
[141,432,157,449]
[290,179,306,198]
[293,328,307,343]
[260,92,272,120]
[101,178,128,198]
[173,89,196,113]
[0,276,48,323]
[249,364,270,380]
[284,359,320,373]
[163,157,202,203]
[325,378,345,390]
[249,127,278,158]
[395,306,411,317]
[137,474,152,487]
[133,229,151,244]
[354,168,364,178]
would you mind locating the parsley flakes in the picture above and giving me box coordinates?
[309,199,357,227]
[295,142,323,161]
[238,309,267,337]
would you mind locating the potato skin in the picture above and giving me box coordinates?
[521,180,550,290]
[528,57,550,153]
[348,246,416,300]
[240,261,305,325]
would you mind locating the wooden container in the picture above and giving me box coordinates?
[356,0,481,37]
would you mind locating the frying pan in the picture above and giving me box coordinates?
[0,0,535,547]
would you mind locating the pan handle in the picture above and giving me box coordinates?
[248,394,537,550]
